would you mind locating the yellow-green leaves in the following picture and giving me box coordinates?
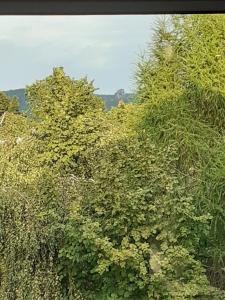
[26,67,105,170]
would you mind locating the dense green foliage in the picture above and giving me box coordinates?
[26,67,105,171]
[1,14,225,300]
[136,14,225,295]
[59,131,212,299]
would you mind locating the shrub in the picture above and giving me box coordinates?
[59,133,213,299]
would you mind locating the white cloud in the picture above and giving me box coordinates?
[0,15,157,93]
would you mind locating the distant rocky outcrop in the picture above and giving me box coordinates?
[114,89,125,101]
[100,89,133,110]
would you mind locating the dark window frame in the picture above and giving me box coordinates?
[0,0,224,15]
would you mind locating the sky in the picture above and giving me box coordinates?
[0,15,157,94]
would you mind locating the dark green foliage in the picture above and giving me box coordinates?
[0,92,10,115]
[0,92,19,115]
[59,131,213,299]
[136,14,225,295]
[198,144,225,290]
[136,98,220,173]
[5,89,27,111]
[8,96,19,113]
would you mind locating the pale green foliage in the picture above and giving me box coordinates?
[0,115,60,299]
[0,140,85,300]
[136,17,183,104]
[26,67,104,170]
[137,15,225,130]
[27,67,103,119]
[0,112,31,139]
[178,15,225,130]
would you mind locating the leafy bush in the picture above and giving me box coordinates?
[0,117,84,299]
[59,131,213,299]
[26,67,104,170]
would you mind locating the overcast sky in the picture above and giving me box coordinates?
[0,15,157,94]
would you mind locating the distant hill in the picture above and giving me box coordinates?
[5,89,27,111]
[5,88,133,112]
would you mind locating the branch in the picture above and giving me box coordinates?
[0,112,7,126]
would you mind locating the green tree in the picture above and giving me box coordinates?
[0,92,20,116]
[0,101,84,300]
[26,67,105,170]
[136,14,225,293]
[179,15,225,130]
[8,96,19,113]
[137,15,225,129]
[136,17,183,105]
[0,91,10,115]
